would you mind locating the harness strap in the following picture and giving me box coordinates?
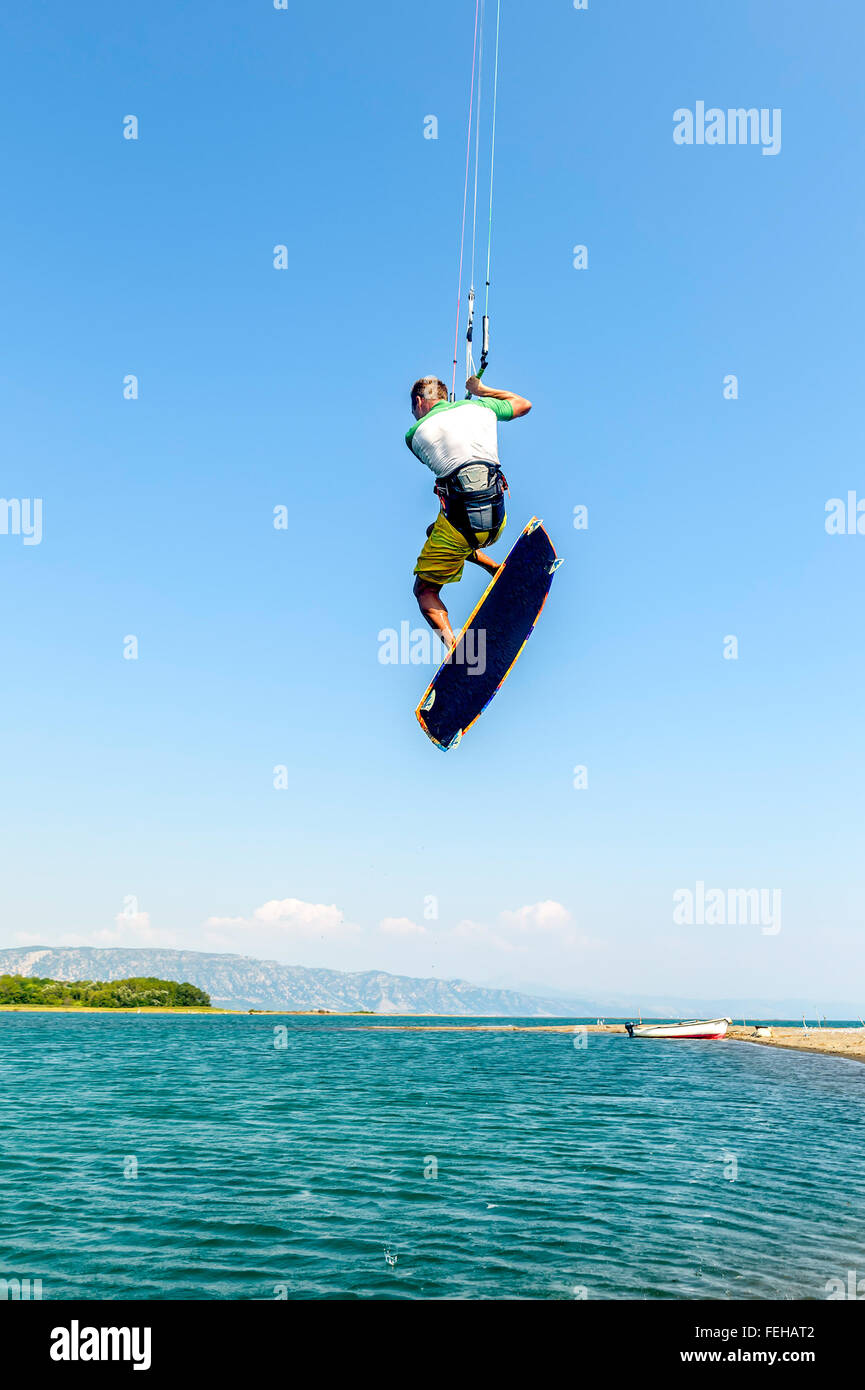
[435,462,507,549]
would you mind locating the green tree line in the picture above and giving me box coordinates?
[0,974,210,1008]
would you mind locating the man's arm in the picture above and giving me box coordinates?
[466,376,532,418]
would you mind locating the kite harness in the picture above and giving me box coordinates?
[435,461,508,549]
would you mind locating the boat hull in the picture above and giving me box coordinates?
[625,1018,731,1040]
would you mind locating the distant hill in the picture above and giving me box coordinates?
[2,948,852,1020]
[0,947,599,1017]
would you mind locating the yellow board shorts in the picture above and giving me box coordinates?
[414,508,507,586]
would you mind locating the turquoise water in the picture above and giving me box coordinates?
[1,1014,864,1300]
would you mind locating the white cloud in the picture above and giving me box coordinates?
[39,912,180,949]
[378,917,427,938]
[197,898,363,960]
[449,902,596,957]
[252,898,356,937]
[499,900,572,932]
[452,918,515,952]
[199,899,360,949]
[100,913,177,947]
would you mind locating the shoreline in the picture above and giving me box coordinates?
[0,1005,393,1016]
[725,1024,865,1064]
[350,1020,865,1064]
[2,1008,863,1063]
[0,1004,227,1015]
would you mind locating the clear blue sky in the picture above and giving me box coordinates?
[1,0,863,1004]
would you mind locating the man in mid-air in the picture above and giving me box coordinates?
[406,373,532,649]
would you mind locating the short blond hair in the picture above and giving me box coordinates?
[410,376,448,408]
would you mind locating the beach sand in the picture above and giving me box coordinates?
[726,1024,865,1063]
[0,1004,225,1014]
[356,1020,865,1064]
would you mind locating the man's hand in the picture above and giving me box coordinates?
[466,377,532,418]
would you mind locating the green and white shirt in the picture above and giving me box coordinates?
[405,398,514,478]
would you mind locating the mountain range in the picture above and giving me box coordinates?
[0,947,858,1019]
[0,946,596,1016]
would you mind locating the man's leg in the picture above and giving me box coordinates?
[467,548,501,578]
[413,577,456,649]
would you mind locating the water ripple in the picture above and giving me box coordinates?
[0,1014,863,1299]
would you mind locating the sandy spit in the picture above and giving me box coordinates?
[353,1020,865,1064]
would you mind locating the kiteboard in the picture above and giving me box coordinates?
[415,517,563,751]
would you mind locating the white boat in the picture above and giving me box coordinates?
[625,1017,731,1040]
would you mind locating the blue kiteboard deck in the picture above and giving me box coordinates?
[415,517,562,751]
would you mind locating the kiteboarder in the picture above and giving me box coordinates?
[406,373,532,649]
